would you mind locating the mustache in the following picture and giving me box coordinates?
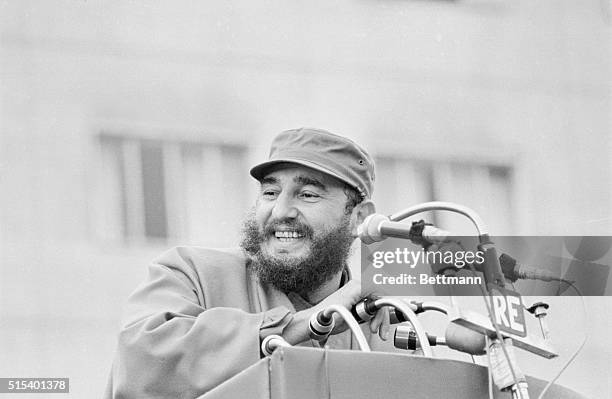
[262,218,314,239]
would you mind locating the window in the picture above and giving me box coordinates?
[373,157,514,236]
[96,134,249,247]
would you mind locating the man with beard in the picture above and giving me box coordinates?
[105,128,389,399]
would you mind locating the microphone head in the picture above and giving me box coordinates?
[358,213,389,244]
[261,334,289,356]
[394,325,418,351]
[444,322,486,356]
[352,297,374,323]
[308,311,335,341]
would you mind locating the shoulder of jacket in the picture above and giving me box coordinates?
[153,246,248,277]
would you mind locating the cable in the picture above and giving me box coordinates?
[321,305,371,352]
[466,261,525,399]
[388,201,490,236]
[416,300,450,315]
[485,335,494,399]
[536,280,588,399]
[323,348,332,399]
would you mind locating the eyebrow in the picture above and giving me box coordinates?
[294,175,327,191]
[259,175,327,191]
[261,176,279,186]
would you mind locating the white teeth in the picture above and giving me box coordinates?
[274,231,304,240]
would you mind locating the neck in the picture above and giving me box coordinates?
[304,271,343,304]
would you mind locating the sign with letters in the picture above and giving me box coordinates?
[488,286,527,337]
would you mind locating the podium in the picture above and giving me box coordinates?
[201,346,586,399]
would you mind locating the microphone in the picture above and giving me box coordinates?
[394,322,486,356]
[308,311,335,341]
[309,305,372,351]
[351,295,415,324]
[261,334,290,356]
[310,296,406,342]
[399,220,557,284]
[394,326,443,351]
[358,214,452,246]
[361,214,556,285]
[444,322,486,355]
[404,219,453,248]
[352,297,450,324]
[499,253,558,282]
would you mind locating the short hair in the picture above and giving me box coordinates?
[343,184,363,214]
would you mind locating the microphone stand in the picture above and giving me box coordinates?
[374,201,530,399]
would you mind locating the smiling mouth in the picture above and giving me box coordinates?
[274,230,305,242]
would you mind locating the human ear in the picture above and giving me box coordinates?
[349,200,376,237]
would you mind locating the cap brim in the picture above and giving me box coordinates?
[250,158,350,189]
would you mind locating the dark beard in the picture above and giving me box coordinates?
[240,211,354,298]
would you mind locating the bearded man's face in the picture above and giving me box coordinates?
[240,165,356,297]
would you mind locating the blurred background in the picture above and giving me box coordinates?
[1,0,611,398]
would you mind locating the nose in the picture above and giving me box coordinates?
[271,191,299,220]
